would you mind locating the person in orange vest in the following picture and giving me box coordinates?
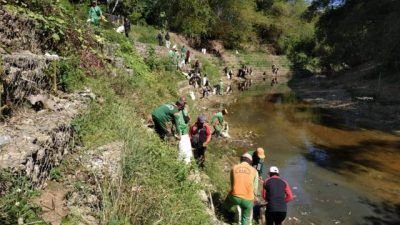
[225,153,259,225]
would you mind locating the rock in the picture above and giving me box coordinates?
[198,190,208,203]
[0,10,42,53]
[0,135,12,147]
[0,91,88,186]
[84,142,123,181]
[113,57,125,69]
[1,52,61,105]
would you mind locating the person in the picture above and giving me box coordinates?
[202,74,208,87]
[226,82,233,95]
[218,79,224,95]
[123,17,131,38]
[211,109,228,137]
[225,153,259,225]
[189,115,212,168]
[247,148,266,179]
[201,81,211,99]
[89,1,102,26]
[157,31,164,46]
[165,32,171,48]
[189,73,201,89]
[228,69,233,80]
[194,60,201,73]
[263,72,267,81]
[185,49,191,64]
[223,66,229,77]
[263,166,294,225]
[151,98,185,140]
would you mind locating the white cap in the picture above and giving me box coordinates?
[269,166,279,173]
[242,153,253,161]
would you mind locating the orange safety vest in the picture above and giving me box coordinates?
[230,162,258,200]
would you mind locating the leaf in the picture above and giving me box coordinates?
[52,33,60,42]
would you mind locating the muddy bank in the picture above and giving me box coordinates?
[288,74,400,133]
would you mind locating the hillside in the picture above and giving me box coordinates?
[0,1,286,224]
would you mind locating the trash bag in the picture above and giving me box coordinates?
[116,25,125,33]
[178,134,192,164]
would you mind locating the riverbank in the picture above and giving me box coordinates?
[288,68,400,133]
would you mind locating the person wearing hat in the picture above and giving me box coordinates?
[211,109,228,138]
[225,153,259,225]
[151,97,186,140]
[89,1,102,26]
[247,147,266,179]
[189,115,212,168]
[262,166,293,225]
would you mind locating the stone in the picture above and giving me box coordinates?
[0,135,12,147]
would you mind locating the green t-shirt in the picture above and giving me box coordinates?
[211,112,224,126]
[89,6,102,23]
[176,109,189,135]
[152,103,179,125]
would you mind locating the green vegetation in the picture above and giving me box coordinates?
[0,1,210,224]
[131,25,159,44]
[289,0,400,77]
[0,172,44,225]
[105,0,311,49]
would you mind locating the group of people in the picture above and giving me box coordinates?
[226,152,293,225]
[151,96,228,167]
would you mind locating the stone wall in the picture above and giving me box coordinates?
[0,8,42,54]
[0,90,92,186]
[1,52,60,106]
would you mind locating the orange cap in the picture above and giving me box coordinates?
[256,147,265,159]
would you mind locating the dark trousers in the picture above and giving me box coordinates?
[194,146,206,168]
[152,115,168,140]
[266,212,286,225]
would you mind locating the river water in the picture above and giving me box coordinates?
[227,86,400,225]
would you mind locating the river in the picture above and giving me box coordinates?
[227,85,400,225]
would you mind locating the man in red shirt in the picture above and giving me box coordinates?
[262,166,294,225]
[189,115,211,168]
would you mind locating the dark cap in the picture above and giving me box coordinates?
[198,115,206,123]
[178,96,187,104]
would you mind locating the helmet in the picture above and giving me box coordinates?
[269,166,279,173]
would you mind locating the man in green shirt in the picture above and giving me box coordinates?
[151,98,185,140]
[89,1,102,26]
[211,109,228,137]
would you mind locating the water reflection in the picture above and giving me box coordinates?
[228,89,400,225]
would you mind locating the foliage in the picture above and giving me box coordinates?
[0,172,45,225]
[294,0,400,75]
[130,25,159,44]
[210,0,259,48]
[105,0,311,49]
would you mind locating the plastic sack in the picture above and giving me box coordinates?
[116,25,125,33]
[178,134,192,164]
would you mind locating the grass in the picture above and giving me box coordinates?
[198,56,223,84]
[131,25,160,45]
[0,172,45,225]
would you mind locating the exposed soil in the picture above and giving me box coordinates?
[32,181,69,225]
